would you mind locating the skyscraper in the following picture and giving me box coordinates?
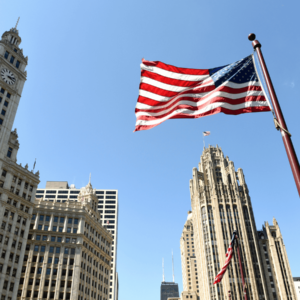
[20,181,113,300]
[160,282,179,300]
[188,145,296,300]
[0,26,40,300]
[180,212,198,294]
[36,181,119,300]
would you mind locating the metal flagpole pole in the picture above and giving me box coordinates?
[249,33,300,197]
[235,235,247,300]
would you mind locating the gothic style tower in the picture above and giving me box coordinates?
[0,25,40,300]
[189,145,269,300]
[188,145,296,300]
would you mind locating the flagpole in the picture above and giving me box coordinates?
[249,33,300,197]
[235,235,247,300]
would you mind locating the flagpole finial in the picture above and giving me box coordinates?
[248,33,256,41]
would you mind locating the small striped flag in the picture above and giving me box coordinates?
[134,55,270,132]
[213,232,236,284]
[203,131,210,136]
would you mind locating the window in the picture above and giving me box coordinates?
[54,257,59,264]
[46,268,51,275]
[67,227,71,233]
[16,60,20,68]
[63,258,68,265]
[45,279,49,286]
[0,88,4,94]
[1,110,6,116]
[34,245,39,251]
[44,225,49,231]
[66,237,70,243]
[51,236,56,242]
[54,216,58,222]
[53,226,57,232]
[53,268,58,275]
[51,280,56,287]
[40,215,44,221]
[59,227,63,232]
[64,248,69,254]
[30,185,33,191]
[71,248,75,255]
[2,169,7,177]
[37,267,42,274]
[7,147,12,157]
[74,218,79,224]
[56,247,60,253]
[41,246,45,252]
[15,188,19,195]
[72,238,76,244]
[4,51,9,59]
[36,235,41,240]
[60,217,64,223]
[39,256,44,263]
[10,56,15,63]
[73,228,78,233]
[38,225,42,230]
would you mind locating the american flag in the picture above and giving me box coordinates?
[203,131,210,136]
[106,220,109,225]
[134,55,270,132]
[213,232,237,284]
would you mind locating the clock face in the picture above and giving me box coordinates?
[1,68,16,85]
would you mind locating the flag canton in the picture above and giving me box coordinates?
[209,55,258,88]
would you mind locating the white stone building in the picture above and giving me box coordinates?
[20,181,113,300]
[180,211,199,295]
[0,25,40,300]
[294,278,300,300]
[35,182,119,300]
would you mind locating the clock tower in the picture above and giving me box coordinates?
[0,26,28,157]
[0,25,40,300]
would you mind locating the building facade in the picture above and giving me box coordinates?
[160,282,179,300]
[35,181,118,300]
[180,212,199,295]
[257,219,297,300]
[188,145,296,300]
[0,26,40,300]
[293,278,300,300]
[20,181,112,300]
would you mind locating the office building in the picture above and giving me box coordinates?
[0,25,40,300]
[20,181,112,300]
[161,282,179,300]
[180,212,198,294]
[294,278,300,300]
[187,145,296,300]
[258,220,297,300]
[36,181,118,300]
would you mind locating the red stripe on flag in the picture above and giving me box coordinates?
[142,59,210,75]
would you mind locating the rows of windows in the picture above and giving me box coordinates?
[0,169,34,202]
[0,87,10,125]
[4,50,21,69]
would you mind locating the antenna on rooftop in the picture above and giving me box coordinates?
[162,258,165,282]
[172,250,175,282]
[15,17,20,29]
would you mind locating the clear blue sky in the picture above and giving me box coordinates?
[1,1,300,299]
